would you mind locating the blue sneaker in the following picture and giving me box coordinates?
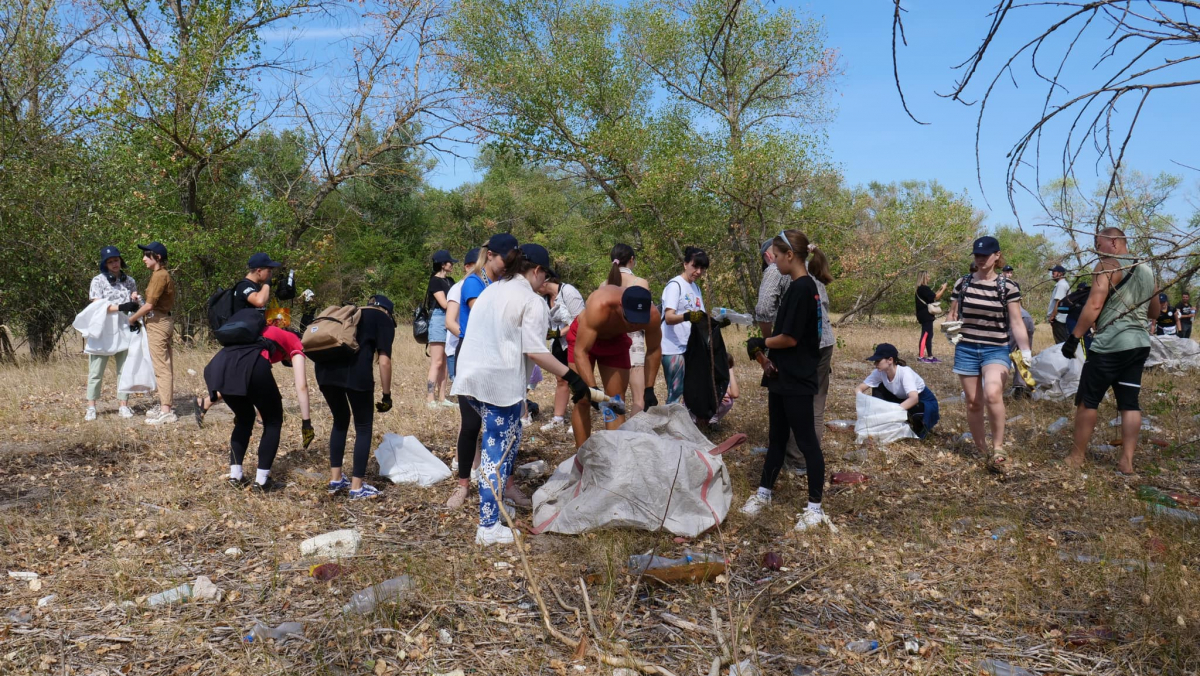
[349,483,381,500]
[327,477,351,495]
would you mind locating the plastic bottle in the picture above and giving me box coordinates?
[600,394,625,423]
[1046,417,1069,434]
[844,639,879,653]
[1136,486,1179,508]
[146,583,192,607]
[977,659,1034,676]
[628,549,722,574]
[714,307,754,326]
[342,575,415,615]
[244,621,304,642]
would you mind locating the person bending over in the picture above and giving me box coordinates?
[855,343,939,439]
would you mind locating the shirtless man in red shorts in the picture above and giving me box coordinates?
[568,285,662,448]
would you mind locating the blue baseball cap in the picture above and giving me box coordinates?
[99,246,125,272]
[248,252,282,269]
[518,243,557,278]
[464,247,480,265]
[137,242,168,260]
[486,233,518,257]
[433,250,457,265]
[622,287,652,325]
[866,343,899,362]
[1049,264,1067,274]
[972,236,1001,256]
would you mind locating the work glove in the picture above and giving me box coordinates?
[1061,335,1080,359]
[301,419,315,449]
[1020,349,1032,366]
[746,337,767,360]
[685,310,706,323]
[714,316,732,329]
[1011,349,1036,389]
[375,393,393,413]
[546,328,561,340]
[129,320,142,334]
[117,301,139,314]
[643,387,658,409]
[563,370,590,404]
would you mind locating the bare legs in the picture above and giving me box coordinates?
[959,363,1009,457]
[628,365,645,416]
[1065,405,1137,474]
[570,363,630,448]
[426,343,448,402]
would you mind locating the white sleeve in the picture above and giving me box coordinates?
[899,368,921,395]
[863,370,883,388]
[521,297,550,355]
[565,285,586,319]
[662,280,682,313]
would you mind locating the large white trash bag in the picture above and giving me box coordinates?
[1029,343,1085,402]
[374,433,452,487]
[530,404,742,537]
[117,329,156,394]
[854,392,918,445]
[72,300,134,356]
[1146,335,1200,372]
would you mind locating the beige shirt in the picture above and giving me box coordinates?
[145,269,176,312]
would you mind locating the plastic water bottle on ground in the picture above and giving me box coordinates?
[343,575,415,615]
[714,307,754,326]
[146,583,192,606]
[978,659,1035,676]
[845,639,879,653]
[628,549,721,574]
[1047,417,1069,434]
[244,621,304,643]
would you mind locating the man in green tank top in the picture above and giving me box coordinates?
[1061,227,1161,474]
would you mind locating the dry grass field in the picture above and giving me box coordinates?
[2,319,1200,675]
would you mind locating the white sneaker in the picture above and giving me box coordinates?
[145,411,178,425]
[426,401,440,410]
[84,407,97,422]
[118,406,134,418]
[740,493,771,516]
[540,418,565,432]
[470,468,479,486]
[144,408,162,420]
[475,523,518,546]
[794,507,826,531]
[440,399,456,408]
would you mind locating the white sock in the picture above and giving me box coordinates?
[756,487,773,500]
[256,469,270,485]
[552,416,564,423]
[807,501,823,513]
[229,465,243,480]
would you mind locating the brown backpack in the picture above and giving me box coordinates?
[301,305,363,363]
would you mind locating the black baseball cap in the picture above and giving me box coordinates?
[1001,265,1014,272]
[369,294,395,325]
[518,244,557,278]
[137,242,168,260]
[99,246,125,272]
[865,343,900,362]
[972,236,1000,256]
[432,250,457,265]
[622,287,652,325]
[1049,264,1066,274]
[248,252,282,269]
[464,247,480,265]
[486,233,518,257]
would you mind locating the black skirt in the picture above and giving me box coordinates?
[204,343,268,399]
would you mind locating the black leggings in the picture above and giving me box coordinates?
[320,385,375,479]
[919,320,934,358]
[457,395,483,479]
[764,392,824,502]
[224,357,284,471]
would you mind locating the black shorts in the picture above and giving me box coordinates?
[1074,346,1151,411]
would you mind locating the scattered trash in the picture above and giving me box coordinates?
[244,621,304,643]
[1046,417,1069,434]
[374,434,452,487]
[1170,491,1200,507]
[844,639,879,653]
[1150,503,1200,524]
[1005,415,1025,424]
[1092,444,1117,454]
[831,471,869,485]
[904,638,920,654]
[36,595,56,608]
[613,670,639,676]
[599,394,625,423]
[1137,485,1179,508]
[514,460,547,479]
[951,518,973,534]
[825,420,854,431]
[728,660,761,676]
[343,575,415,615]
[751,446,768,455]
[977,658,1035,676]
[1130,515,1146,527]
[1108,416,1159,432]
[310,563,350,582]
[186,368,197,376]
[438,628,453,645]
[28,578,42,592]
[432,670,465,676]
[191,576,220,601]
[990,525,1015,541]
[761,552,782,571]
[842,448,869,463]
[1150,438,1171,448]
[146,583,193,607]
[7,571,38,581]
[1059,551,1161,571]
[224,547,243,558]
[5,608,32,624]
[627,550,725,584]
[959,432,974,444]
[300,529,362,558]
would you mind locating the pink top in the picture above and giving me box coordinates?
[262,326,304,363]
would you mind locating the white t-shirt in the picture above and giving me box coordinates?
[451,276,550,407]
[661,275,704,356]
[548,283,586,350]
[1050,278,1070,323]
[445,280,464,356]
[863,365,926,399]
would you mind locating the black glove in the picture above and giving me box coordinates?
[714,316,731,329]
[546,329,560,340]
[746,337,767,360]
[117,301,139,313]
[643,387,658,409]
[1061,334,1080,359]
[563,370,590,404]
[129,320,142,333]
[301,419,315,449]
[685,310,706,323]
[376,393,393,413]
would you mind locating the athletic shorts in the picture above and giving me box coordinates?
[952,341,1011,376]
[1075,346,1151,411]
[566,318,632,370]
[629,330,646,367]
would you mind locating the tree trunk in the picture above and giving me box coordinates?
[24,311,59,361]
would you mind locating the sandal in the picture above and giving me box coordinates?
[194,396,207,427]
[987,452,1009,474]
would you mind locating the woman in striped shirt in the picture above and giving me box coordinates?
[949,236,1032,472]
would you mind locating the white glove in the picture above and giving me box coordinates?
[1020,350,1032,364]
[302,289,315,302]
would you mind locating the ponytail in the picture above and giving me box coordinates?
[608,243,635,286]
[807,247,833,284]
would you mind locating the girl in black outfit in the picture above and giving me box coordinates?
[315,295,396,500]
[915,271,947,363]
[743,230,828,532]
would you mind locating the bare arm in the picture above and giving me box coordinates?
[247,284,270,308]
[765,333,797,349]
[573,320,600,388]
[529,351,569,379]
[445,301,461,337]
[933,282,947,301]
[900,390,920,410]
[1072,261,1114,337]
[756,321,773,337]
[855,382,871,395]
[664,308,686,326]
[378,355,392,395]
[291,355,311,419]
[1008,301,1031,352]
[433,290,448,310]
[726,370,739,399]
[643,311,663,387]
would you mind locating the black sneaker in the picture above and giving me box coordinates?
[251,477,284,494]
[226,476,251,490]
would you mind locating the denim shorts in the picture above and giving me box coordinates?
[952,341,1011,376]
[429,308,447,343]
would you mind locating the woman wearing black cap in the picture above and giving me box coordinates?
[452,244,591,546]
[85,246,141,421]
[425,250,457,408]
[315,294,395,500]
[855,343,939,439]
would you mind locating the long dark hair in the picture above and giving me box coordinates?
[502,248,540,280]
[771,230,809,262]
[683,246,710,269]
[607,243,635,286]
[808,247,833,284]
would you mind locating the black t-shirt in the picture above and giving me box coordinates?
[314,307,395,392]
[766,275,820,396]
[1180,303,1194,325]
[1157,305,1176,329]
[232,279,263,313]
[425,275,454,310]
[915,285,936,323]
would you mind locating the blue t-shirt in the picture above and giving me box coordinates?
[458,273,490,340]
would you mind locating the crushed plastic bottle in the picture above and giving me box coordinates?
[628,549,722,574]
[1136,485,1179,508]
[977,658,1035,676]
[599,395,625,423]
[244,621,304,643]
[714,307,754,326]
[515,460,547,479]
[991,525,1015,541]
[844,639,879,653]
[1150,503,1200,524]
[1046,417,1069,434]
[825,420,854,431]
[146,583,192,607]
[342,575,415,615]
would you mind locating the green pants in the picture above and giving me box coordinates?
[88,352,129,402]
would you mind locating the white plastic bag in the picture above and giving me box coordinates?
[854,392,918,445]
[1028,344,1084,402]
[72,300,133,356]
[118,329,156,394]
[374,433,451,487]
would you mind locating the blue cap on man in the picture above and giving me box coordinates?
[248,252,282,269]
[622,287,652,325]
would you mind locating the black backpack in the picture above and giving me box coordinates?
[1064,283,1091,320]
[207,286,237,333]
[214,308,266,346]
